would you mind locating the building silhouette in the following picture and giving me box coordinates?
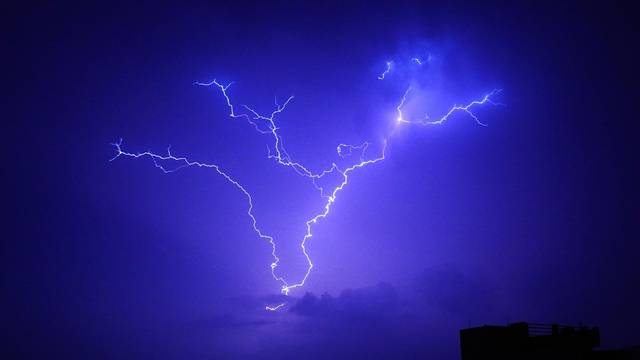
[460,322,639,360]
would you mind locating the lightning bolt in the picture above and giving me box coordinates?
[377,61,392,80]
[111,57,501,310]
[109,139,290,293]
[410,54,432,65]
[396,87,502,126]
[265,303,286,311]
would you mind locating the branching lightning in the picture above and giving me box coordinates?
[111,57,501,310]
[396,87,503,126]
[109,139,289,293]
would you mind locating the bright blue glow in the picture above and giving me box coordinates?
[111,57,501,310]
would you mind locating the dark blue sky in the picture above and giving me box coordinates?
[5,1,639,359]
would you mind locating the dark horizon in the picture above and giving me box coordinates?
[5,1,639,359]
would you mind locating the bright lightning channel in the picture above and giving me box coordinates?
[396,87,502,126]
[410,54,433,65]
[377,61,392,80]
[111,58,500,311]
[265,303,285,311]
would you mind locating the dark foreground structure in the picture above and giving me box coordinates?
[460,322,639,360]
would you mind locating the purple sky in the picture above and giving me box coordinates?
[5,1,639,359]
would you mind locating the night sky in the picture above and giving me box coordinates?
[5,1,639,359]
